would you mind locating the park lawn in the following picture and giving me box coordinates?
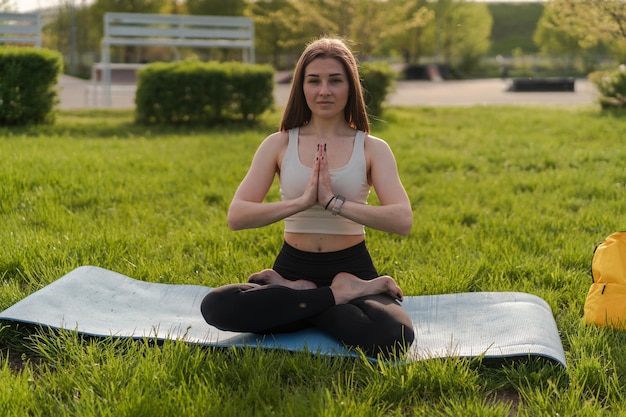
[1,105,626,416]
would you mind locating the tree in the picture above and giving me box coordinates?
[244,0,301,68]
[246,0,434,65]
[384,0,435,64]
[435,0,492,75]
[185,0,246,16]
[44,0,95,77]
[353,0,432,60]
[538,0,626,63]
[245,0,340,69]
[0,0,15,11]
[162,0,186,14]
[534,3,601,73]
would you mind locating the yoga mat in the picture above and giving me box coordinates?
[0,266,566,367]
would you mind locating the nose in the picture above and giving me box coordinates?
[319,80,331,95]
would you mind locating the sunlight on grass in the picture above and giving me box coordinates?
[1,106,626,416]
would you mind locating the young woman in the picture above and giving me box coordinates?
[201,37,415,358]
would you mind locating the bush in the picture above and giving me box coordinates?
[588,66,626,109]
[0,47,62,126]
[135,60,274,125]
[360,62,396,118]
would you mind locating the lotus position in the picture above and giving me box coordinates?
[201,37,415,358]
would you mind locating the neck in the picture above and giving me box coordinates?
[305,117,352,137]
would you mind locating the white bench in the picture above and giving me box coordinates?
[0,12,42,48]
[96,12,255,107]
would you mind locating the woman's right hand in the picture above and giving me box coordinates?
[300,144,323,208]
[315,143,334,208]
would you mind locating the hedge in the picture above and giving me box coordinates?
[135,60,275,125]
[0,47,62,126]
[589,66,626,110]
[360,62,396,118]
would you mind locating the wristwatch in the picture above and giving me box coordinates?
[331,195,345,215]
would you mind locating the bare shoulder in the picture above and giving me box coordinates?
[256,130,289,156]
[364,133,394,157]
[262,130,289,147]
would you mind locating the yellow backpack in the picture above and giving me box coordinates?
[584,232,626,329]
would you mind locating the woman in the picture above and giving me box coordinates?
[201,37,415,358]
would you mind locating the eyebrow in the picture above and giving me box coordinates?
[305,72,345,78]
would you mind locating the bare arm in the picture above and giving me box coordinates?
[318,136,413,235]
[227,133,321,230]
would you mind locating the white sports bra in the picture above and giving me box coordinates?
[280,127,370,235]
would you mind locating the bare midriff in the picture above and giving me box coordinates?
[284,232,365,253]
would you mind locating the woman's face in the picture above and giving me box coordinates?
[303,57,350,120]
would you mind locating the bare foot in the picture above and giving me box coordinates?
[330,273,404,304]
[248,269,317,290]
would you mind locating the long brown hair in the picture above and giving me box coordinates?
[280,37,370,133]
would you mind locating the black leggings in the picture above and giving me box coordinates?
[200,241,415,357]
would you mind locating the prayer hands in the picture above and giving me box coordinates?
[302,143,334,210]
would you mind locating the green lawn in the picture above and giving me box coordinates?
[1,106,626,416]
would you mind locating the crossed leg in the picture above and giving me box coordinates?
[200,270,415,357]
[309,294,415,357]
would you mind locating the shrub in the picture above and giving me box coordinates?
[0,47,62,126]
[360,62,396,118]
[588,66,626,109]
[135,60,274,125]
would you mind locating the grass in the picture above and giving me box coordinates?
[1,105,626,416]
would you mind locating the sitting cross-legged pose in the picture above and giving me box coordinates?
[200,37,415,358]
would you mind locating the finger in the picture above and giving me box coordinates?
[316,143,324,159]
[311,150,320,181]
[319,143,327,168]
[317,146,332,197]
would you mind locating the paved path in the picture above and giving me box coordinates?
[57,74,599,110]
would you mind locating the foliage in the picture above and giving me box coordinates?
[36,0,497,79]
[135,60,274,125]
[589,66,626,109]
[43,0,97,79]
[359,62,396,118]
[246,0,398,60]
[536,0,626,64]
[434,0,492,76]
[186,0,246,16]
[244,0,306,69]
[488,2,544,56]
[533,1,610,74]
[0,0,15,11]
[90,0,167,14]
[244,0,490,75]
[534,4,580,57]
[378,0,435,64]
[358,0,492,74]
[2,106,626,415]
[0,47,62,126]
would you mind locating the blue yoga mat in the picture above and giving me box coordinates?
[0,266,566,366]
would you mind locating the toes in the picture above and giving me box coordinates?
[248,272,268,285]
